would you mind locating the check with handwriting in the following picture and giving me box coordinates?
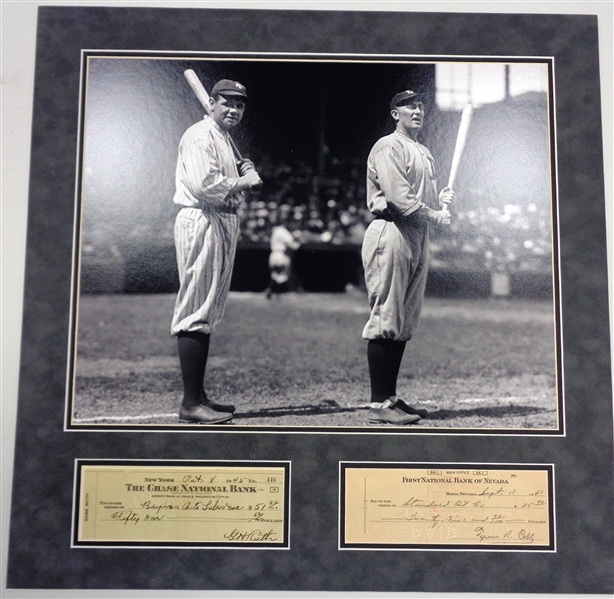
[342,465,553,550]
[76,463,287,546]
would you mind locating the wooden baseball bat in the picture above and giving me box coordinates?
[447,104,474,189]
[183,69,243,161]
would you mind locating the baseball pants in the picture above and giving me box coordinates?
[362,217,429,342]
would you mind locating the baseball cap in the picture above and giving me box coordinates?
[390,90,419,110]
[211,79,248,98]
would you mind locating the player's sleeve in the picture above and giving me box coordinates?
[281,227,300,249]
[371,142,423,217]
[178,137,243,209]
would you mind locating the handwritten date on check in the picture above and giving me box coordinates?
[75,463,288,547]
[342,465,553,550]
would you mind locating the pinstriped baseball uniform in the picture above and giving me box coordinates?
[362,129,439,342]
[171,116,244,336]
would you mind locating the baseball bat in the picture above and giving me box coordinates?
[183,69,243,161]
[447,103,474,190]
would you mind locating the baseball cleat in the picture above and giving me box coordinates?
[179,403,233,424]
[395,398,428,419]
[204,398,236,413]
[367,402,421,426]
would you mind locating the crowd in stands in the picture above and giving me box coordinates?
[237,156,553,273]
[430,204,552,273]
[238,155,369,246]
[82,155,553,274]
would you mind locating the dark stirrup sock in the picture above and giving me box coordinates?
[388,340,407,398]
[177,331,210,407]
[368,339,408,404]
[367,339,393,403]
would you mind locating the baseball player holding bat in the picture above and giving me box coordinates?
[362,89,455,426]
[171,77,261,424]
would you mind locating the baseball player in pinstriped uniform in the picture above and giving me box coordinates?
[171,79,262,424]
[362,89,455,426]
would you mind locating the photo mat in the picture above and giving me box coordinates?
[7,6,612,594]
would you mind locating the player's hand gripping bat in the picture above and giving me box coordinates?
[183,69,244,162]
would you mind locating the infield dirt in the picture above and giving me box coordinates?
[71,291,559,431]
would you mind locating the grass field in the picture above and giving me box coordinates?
[71,291,559,430]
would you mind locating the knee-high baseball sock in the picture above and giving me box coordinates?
[388,340,407,398]
[177,332,210,408]
[367,339,393,403]
[368,339,407,404]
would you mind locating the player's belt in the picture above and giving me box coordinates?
[374,212,429,227]
[199,205,238,215]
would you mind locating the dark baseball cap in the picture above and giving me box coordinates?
[390,89,419,110]
[211,79,248,98]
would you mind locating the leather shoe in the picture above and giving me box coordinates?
[396,398,428,419]
[204,398,236,413]
[179,403,233,424]
[368,400,421,426]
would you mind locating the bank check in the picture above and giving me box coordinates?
[340,463,554,551]
[73,460,290,548]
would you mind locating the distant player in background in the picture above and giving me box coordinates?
[362,89,455,426]
[266,223,301,299]
[171,79,262,424]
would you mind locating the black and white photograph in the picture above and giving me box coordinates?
[70,54,562,432]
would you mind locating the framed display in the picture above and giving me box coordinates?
[4,4,613,596]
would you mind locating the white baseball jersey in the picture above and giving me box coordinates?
[362,130,439,341]
[268,225,299,283]
[171,116,243,335]
[270,225,298,254]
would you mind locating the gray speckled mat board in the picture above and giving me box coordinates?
[7,6,613,594]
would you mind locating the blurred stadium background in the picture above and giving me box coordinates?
[77,57,554,300]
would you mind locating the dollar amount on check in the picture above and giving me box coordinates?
[341,464,554,551]
[74,462,289,547]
